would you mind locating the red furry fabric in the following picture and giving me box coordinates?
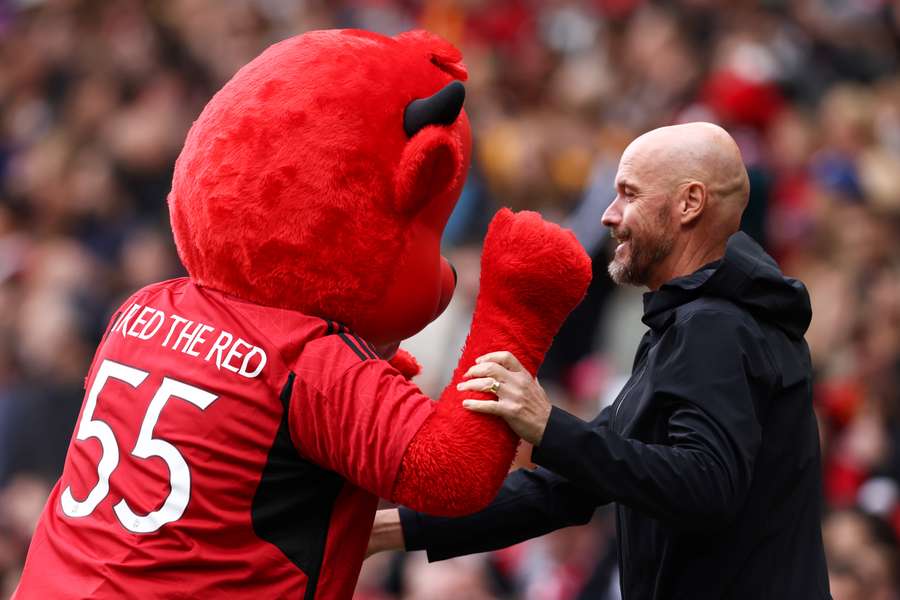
[168,28,590,520]
[168,29,470,346]
[389,349,422,380]
[392,209,593,516]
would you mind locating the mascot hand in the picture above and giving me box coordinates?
[475,208,593,375]
[390,208,591,516]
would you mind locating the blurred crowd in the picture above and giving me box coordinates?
[1,0,899,598]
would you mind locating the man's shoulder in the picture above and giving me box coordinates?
[667,295,795,385]
[667,296,775,361]
[671,296,756,330]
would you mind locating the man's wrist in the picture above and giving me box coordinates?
[371,509,405,554]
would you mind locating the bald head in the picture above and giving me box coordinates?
[621,122,750,235]
[603,122,751,289]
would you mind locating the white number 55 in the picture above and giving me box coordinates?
[61,359,218,533]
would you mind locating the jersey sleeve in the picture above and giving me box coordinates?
[287,334,434,499]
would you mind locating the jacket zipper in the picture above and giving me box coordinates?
[613,342,653,595]
[614,357,647,599]
[613,357,649,431]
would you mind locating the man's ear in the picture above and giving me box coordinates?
[680,181,707,225]
[393,127,462,215]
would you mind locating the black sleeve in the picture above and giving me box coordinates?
[532,311,769,530]
[400,465,604,562]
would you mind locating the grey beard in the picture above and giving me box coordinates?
[607,258,634,285]
[607,237,674,287]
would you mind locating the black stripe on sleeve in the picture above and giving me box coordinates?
[362,338,381,359]
[337,325,368,361]
[351,334,377,359]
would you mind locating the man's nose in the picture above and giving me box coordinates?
[601,198,621,228]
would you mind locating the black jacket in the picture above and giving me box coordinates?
[401,232,831,599]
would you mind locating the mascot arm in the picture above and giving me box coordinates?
[391,209,592,516]
[286,210,590,517]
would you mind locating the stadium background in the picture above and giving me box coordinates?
[1,0,899,598]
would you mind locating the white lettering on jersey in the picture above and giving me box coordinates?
[162,314,189,348]
[113,302,142,338]
[204,331,233,367]
[113,303,268,379]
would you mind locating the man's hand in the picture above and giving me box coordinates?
[458,351,552,445]
[366,509,405,558]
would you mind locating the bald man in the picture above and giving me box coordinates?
[369,123,832,599]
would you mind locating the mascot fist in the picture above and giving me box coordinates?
[392,209,591,515]
[478,208,593,373]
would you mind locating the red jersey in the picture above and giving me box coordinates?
[15,278,433,599]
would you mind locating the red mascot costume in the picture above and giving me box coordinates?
[16,30,591,599]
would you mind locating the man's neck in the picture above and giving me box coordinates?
[646,237,727,291]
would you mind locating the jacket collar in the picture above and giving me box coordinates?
[641,232,761,331]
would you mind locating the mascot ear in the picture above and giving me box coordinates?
[393,126,463,216]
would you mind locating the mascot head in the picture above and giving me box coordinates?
[169,29,471,348]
